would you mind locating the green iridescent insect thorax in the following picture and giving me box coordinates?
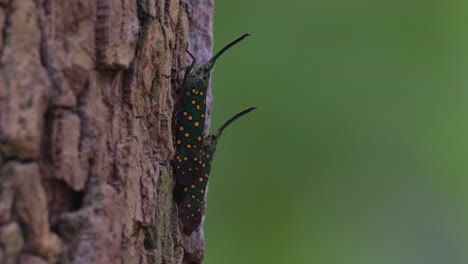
[173,34,250,186]
[179,107,256,236]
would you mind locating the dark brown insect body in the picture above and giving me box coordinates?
[179,107,256,235]
[173,34,250,186]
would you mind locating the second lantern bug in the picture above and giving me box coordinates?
[179,107,256,236]
[173,33,250,186]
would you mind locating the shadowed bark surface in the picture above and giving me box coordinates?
[0,0,213,263]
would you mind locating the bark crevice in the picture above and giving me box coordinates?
[0,0,213,263]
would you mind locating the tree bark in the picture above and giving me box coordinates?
[0,0,213,263]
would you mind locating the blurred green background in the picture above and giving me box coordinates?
[205,1,468,263]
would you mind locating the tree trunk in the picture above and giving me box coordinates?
[0,0,213,263]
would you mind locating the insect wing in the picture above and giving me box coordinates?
[180,148,213,235]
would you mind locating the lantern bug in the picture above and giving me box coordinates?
[173,33,250,186]
[179,107,256,235]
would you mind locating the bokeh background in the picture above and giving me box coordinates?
[205,1,468,263]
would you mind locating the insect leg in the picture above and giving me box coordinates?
[179,43,196,89]
[163,43,196,81]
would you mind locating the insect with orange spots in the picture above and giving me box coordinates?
[179,107,256,235]
[173,33,250,186]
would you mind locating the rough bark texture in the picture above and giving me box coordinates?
[0,0,213,263]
